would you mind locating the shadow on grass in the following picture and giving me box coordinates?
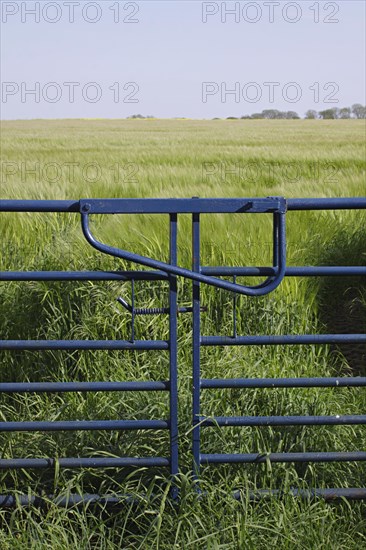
[314,227,366,375]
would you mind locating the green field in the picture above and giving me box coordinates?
[1,119,365,548]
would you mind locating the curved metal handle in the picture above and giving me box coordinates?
[81,212,286,296]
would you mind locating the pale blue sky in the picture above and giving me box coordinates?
[1,1,365,119]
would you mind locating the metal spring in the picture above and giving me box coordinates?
[134,307,169,315]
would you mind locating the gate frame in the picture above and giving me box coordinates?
[0,196,366,504]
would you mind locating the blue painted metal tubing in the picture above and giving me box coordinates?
[2,266,365,282]
[0,381,170,393]
[0,493,137,507]
[201,266,366,277]
[201,335,366,346]
[201,415,366,427]
[0,340,169,350]
[1,196,365,503]
[0,420,169,432]
[0,488,365,506]
[235,488,366,501]
[169,213,179,495]
[0,271,168,281]
[81,211,287,296]
[0,200,79,212]
[201,452,366,463]
[80,197,286,214]
[287,197,366,210]
[0,197,284,214]
[0,457,170,469]
[1,197,365,213]
[201,377,366,389]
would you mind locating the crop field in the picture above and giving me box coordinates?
[0,119,365,548]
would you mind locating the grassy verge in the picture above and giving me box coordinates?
[0,119,365,548]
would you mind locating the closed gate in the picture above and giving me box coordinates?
[0,197,366,505]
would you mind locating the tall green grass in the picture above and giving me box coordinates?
[0,119,365,548]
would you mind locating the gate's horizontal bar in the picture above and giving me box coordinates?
[0,493,130,507]
[1,488,365,507]
[287,198,366,210]
[201,452,366,464]
[201,377,366,389]
[0,381,170,393]
[0,197,285,214]
[80,197,285,214]
[2,266,364,282]
[234,488,366,501]
[2,197,365,213]
[0,420,169,432]
[0,271,168,281]
[0,340,169,350]
[0,200,80,212]
[201,266,366,277]
[201,334,366,346]
[200,415,366,427]
[0,457,170,469]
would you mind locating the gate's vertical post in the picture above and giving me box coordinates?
[232,275,237,339]
[273,212,279,268]
[169,213,179,497]
[192,211,201,478]
[131,278,135,342]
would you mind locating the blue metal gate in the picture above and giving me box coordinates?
[0,197,365,504]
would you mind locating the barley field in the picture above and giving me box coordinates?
[0,119,365,549]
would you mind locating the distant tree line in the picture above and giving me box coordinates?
[230,104,366,120]
[240,109,300,119]
[127,114,155,119]
[127,105,366,120]
[304,105,366,119]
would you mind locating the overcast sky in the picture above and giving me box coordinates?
[1,1,365,119]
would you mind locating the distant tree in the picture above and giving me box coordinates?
[305,109,318,119]
[226,116,238,120]
[262,109,284,119]
[285,111,300,119]
[260,110,299,119]
[352,104,366,119]
[251,113,264,119]
[319,109,337,119]
[339,107,351,119]
[240,115,252,119]
[262,109,276,119]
